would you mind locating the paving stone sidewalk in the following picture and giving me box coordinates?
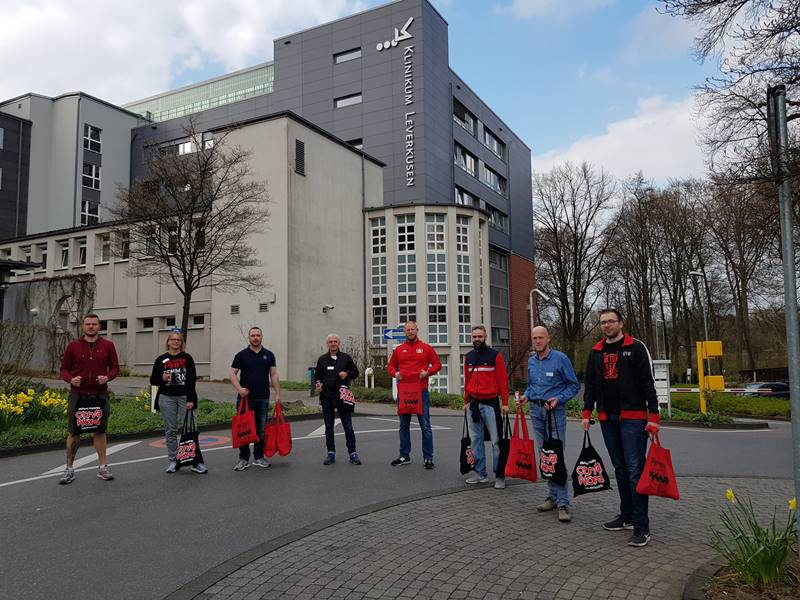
[193,476,793,600]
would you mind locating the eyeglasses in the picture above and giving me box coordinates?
[599,319,619,326]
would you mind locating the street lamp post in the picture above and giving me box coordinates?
[528,288,550,331]
[689,270,711,375]
[649,303,660,359]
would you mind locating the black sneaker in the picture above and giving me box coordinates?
[603,515,634,531]
[628,529,651,547]
[424,459,434,470]
[391,456,411,466]
[349,452,362,465]
[323,452,336,465]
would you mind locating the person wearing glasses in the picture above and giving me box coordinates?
[150,330,207,474]
[582,309,659,547]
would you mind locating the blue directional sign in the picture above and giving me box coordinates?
[383,327,405,341]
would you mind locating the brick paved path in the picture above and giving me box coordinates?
[195,477,793,600]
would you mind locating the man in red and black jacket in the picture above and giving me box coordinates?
[387,321,441,469]
[463,325,509,488]
[582,308,659,547]
[58,313,120,485]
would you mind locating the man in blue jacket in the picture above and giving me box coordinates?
[520,325,580,523]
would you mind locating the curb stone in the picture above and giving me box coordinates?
[683,558,724,600]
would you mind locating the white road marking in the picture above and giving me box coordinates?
[41,441,142,475]
[306,419,340,438]
[0,424,452,489]
[366,416,449,429]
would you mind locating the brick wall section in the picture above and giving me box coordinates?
[508,254,535,383]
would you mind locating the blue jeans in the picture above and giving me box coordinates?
[237,397,269,461]
[467,403,500,478]
[600,414,649,530]
[531,405,569,508]
[399,390,433,460]
[322,400,356,454]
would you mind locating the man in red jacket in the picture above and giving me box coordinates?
[387,321,441,469]
[58,313,120,485]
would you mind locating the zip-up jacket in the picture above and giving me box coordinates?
[582,334,660,423]
[60,336,120,396]
[314,351,359,403]
[463,346,509,407]
[387,339,441,390]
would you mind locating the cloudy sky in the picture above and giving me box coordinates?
[0,0,715,183]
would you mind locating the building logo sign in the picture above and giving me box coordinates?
[376,17,416,187]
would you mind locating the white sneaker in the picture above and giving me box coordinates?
[494,478,506,489]
[465,474,489,484]
[233,459,250,471]
[253,458,271,468]
[165,461,177,474]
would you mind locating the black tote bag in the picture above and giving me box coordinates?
[572,430,612,496]
[459,410,476,474]
[539,409,568,486]
[495,412,511,478]
[176,411,202,468]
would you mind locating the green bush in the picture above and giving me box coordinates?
[670,392,790,418]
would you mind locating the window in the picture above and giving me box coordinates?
[117,231,130,260]
[487,206,509,233]
[0,127,4,149]
[115,319,127,331]
[454,143,476,176]
[36,243,47,271]
[83,124,101,153]
[426,215,447,344]
[0,168,2,190]
[165,316,176,328]
[397,215,416,325]
[81,201,99,226]
[482,166,507,195]
[178,141,195,155]
[140,318,154,330]
[456,216,471,345]
[167,228,178,254]
[454,186,478,207]
[58,241,70,267]
[483,126,505,159]
[192,314,205,326]
[77,239,87,266]
[21,246,31,263]
[202,133,215,150]
[492,327,510,345]
[453,99,475,135]
[370,218,387,346]
[370,217,386,254]
[334,48,361,64]
[82,163,100,190]
[429,363,449,393]
[97,234,111,263]
[295,139,305,176]
[397,214,415,253]
[489,249,508,271]
[334,93,362,108]
[347,138,364,150]
[99,320,108,332]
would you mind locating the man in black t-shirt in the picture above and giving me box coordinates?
[230,326,282,470]
[583,309,660,547]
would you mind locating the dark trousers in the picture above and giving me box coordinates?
[237,397,269,461]
[600,414,649,530]
[322,400,356,454]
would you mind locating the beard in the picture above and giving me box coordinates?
[472,340,486,350]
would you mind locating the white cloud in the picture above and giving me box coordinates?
[497,0,615,20]
[0,0,366,105]
[622,6,698,64]
[531,95,707,183]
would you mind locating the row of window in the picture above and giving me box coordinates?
[99,314,206,333]
[5,231,131,270]
[454,185,508,233]
[454,142,507,196]
[453,99,506,161]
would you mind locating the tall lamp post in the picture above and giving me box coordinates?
[649,303,660,359]
[689,270,711,374]
[528,288,550,330]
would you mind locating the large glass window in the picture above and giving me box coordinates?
[454,143,476,176]
[82,163,101,190]
[454,186,478,207]
[483,126,505,160]
[487,206,509,233]
[371,218,388,346]
[482,165,507,195]
[397,215,417,325]
[83,124,101,153]
[426,214,447,344]
[97,234,111,263]
[456,216,471,344]
[58,240,69,267]
[81,201,99,226]
[453,99,475,135]
[429,363,449,393]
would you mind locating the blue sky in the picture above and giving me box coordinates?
[1,0,718,181]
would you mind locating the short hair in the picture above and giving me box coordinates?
[83,313,100,322]
[599,308,624,322]
[165,332,185,351]
[248,326,263,335]
[326,333,340,342]
[404,321,418,329]
[471,325,487,334]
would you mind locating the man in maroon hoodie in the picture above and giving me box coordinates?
[58,313,120,485]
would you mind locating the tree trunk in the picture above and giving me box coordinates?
[180,288,193,339]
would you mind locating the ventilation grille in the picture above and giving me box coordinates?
[295,139,305,176]
[259,303,270,312]
[230,305,240,315]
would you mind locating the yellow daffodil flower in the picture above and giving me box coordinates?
[726,488,736,503]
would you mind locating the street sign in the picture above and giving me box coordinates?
[383,327,405,341]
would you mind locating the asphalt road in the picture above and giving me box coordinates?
[0,415,793,600]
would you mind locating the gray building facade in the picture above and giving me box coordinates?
[0,112,31,240]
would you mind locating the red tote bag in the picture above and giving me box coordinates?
[265,403,292,457]
[504,407,537,482]
[396,380,423,416]
[636,433,679,500]
[231,397,259,448]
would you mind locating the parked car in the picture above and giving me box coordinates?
[738,382,790,398]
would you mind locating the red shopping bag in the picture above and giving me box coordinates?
[504,407,537,482]
[636,433,679,500]
[231,396,259,448]
[265,403,292,457]
[397,380,423,415]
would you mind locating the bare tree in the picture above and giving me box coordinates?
[533,162,618,363]
[112,120,271,334]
